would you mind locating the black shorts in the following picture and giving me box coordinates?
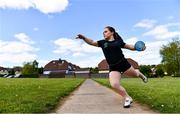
[109,58,131,73]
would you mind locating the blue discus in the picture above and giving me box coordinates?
[134,41,145,51]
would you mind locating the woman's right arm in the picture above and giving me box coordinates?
[75,34,98,47]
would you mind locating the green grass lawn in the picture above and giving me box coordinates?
[93,77,180,113]
[0,78,85,113]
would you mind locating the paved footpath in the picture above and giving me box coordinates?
[55,79,160,114]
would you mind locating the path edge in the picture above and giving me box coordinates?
[91,78,161,114]
[49,78,87,113]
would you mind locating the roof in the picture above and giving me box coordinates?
[0,66,8,71]
[126,58,139,69]
[98,59,109,70]
[98,58,139,70]
[44,58,81,71]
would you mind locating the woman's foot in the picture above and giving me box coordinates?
[142,75,148,83]
[139,74,148,83]
[136,70,148,83]
[123,97,133,108]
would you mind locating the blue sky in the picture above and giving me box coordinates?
[0,0,180,68]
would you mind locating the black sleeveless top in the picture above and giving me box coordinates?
[97,38,126,66]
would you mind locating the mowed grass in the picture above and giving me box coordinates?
[0,78,85,113]
[93,77,180,113]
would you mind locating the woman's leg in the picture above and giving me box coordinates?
[122,66,148,82]
[109,71,131,98]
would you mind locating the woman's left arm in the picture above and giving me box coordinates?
[123,43,146,51]
[123,44,136,51]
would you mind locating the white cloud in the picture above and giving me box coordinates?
[125,37,138,44]
[134,19,157,29]
[53,38,103,67]
[0,41,38,53]
[168,16,174,20]
[38,59,50,67]
[0,33,39,67]
[53,38,101,56]
[0,53,37,65]
[0,0,33,9]
[123,40,168,65]
[14,33,35,44]
[33,27,39,31]
[72,52,86,57]
[0,0,69,14]
[33,0,69,14]
[143,23,180,40]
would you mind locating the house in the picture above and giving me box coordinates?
[98,58,139,77]
[75,67,91,78]
[68,62,80,71]
[0,66,8,75]
[13,66,22,75]
[98,59,109,73]
[43,58,81,78]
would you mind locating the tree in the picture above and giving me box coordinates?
[90,67,99,74]
[160,38,180,76]
[8,69,15,75]
[22,62,37,75]
[38,67,44,74]
[22,60,39,78]
[155,67,164,77]
[33,60,39,72]
[155,64,165,77]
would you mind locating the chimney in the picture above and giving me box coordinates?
[59,58,62,62]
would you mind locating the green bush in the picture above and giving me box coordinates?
[174,72,180,77]
[155,68,164,77]
[0,74,4,77]
[21,74,39,78]
[139,65,152,77]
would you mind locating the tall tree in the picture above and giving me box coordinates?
[32,60,39,72]
[22,60,39,77]
[22,62,36,75]
[160,38,180,76]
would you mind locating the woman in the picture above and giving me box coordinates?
[75,26,148,108]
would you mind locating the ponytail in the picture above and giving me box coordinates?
[105,26,122,40]
[114,32,122,40]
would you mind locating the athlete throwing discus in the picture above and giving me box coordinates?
[75,26,148,108]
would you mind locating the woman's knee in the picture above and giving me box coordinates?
[124,66,139,77]
[109,71,121,89]
[134,69,140,76]
[110,82,120,89]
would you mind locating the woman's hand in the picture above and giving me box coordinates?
[75,34,98,47]
[142,45,146,51]
[75,34,86,40]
